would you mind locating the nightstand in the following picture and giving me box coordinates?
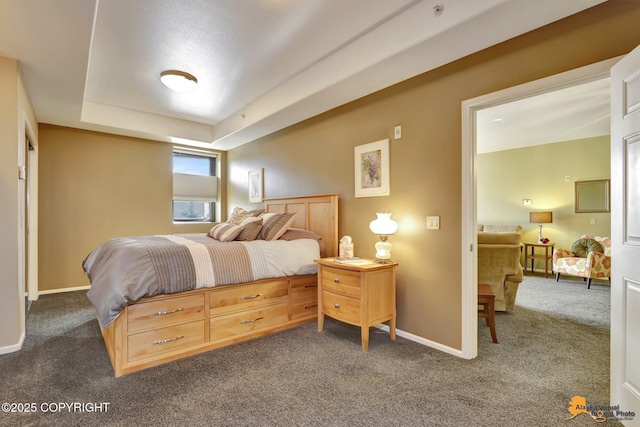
[314,258,397,351]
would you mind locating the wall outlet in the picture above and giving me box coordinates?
[565,175,571,182]
[522,199,531,206]
[590,218,596,225]
[426,216,440,230]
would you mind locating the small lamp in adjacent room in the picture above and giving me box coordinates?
[529,211,552,243]
[369,212,398,263]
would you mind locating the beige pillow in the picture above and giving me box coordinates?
[235,217,263,241]
[208,222,245,242]
[279,227,325,257]
[227,207,264,225]
[259,212,296,241]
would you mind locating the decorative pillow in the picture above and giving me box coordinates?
[279,228,322,241]
[208,222,245,242]
[235,217,263,241]
[258,212,296,241]
[572,238,604,257]
[280,227,325,257]
[227,207,264,225]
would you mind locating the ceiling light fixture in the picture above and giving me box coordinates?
[160,70,198,92]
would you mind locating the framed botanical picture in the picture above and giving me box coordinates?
[354,139,390,198]
[248,168,264,203]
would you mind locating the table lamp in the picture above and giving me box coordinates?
[369,212,398,263]
[529,211,552,243]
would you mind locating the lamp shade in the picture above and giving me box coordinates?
[369,212,398,235]
[529,211,552,224]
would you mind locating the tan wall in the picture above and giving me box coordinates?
[479,136,611,270]
[227,2,640,350]
[38,125,225,291]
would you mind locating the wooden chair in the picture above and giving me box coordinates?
[478,283,498,343]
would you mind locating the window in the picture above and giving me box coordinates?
[172,150,218,222]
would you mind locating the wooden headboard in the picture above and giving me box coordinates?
[264,194,339,258]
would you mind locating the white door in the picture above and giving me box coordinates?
[611,44,640,426]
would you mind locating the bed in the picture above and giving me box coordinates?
[83,194,338,376]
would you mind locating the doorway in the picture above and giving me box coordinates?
[460,56,621,359]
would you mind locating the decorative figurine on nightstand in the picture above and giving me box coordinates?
[369,211,399,263]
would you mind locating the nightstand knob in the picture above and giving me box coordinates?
[334,303,340,309]
[333,278,340,283]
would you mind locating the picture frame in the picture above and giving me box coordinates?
[575,179,610,213]
[248,168,264,203]
[354,139,390,198]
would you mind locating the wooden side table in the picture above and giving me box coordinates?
[315,258,397,352]
[524,242,555,278]
[478,283,497,343]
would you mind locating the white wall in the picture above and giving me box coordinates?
[0,56,38,353]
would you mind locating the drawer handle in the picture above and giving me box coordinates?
[152,307,185,316]
[153,335,184,345]
[304,284,317,288]
[240,293,263,300]
[334,303,340,309]
[304,304,318,309]
[333,278,340,283]
[240,316,264,324]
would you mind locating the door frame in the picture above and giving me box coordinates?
[460,56,621,359]
[22,113,38,302]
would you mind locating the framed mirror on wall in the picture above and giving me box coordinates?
[575,179,610,213]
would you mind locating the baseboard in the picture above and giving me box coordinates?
[39,285,90,296]
[0,331,25,355]
[374,324,464,358]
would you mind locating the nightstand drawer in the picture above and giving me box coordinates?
[321,266,361,297]
[128,320,205,362]
[127,294,205,333]
[322,290,360,325]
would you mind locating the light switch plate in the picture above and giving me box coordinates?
[394,125,402,139]
[426,216,440,230]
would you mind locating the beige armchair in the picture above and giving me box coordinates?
[478,232,523,311]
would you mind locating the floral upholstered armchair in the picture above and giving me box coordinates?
[552,235,611,289]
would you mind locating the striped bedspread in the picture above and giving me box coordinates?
[83,234,320,327]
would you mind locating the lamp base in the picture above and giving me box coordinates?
[374,239,393,264]
[537,224,543,243]
[374,258,394,264]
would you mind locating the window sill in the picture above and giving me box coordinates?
[172,221,214,225]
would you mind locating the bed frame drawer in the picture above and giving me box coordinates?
[291,276,317,300]
[291,297,317,320]
[209,302,289,342]
[209,280,288,316]
[127,294,205,333]
[127,320,205,362]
